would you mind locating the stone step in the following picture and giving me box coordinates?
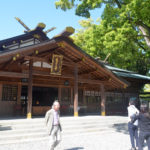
[0,116,128,145]
[0,129,116,146]
[0,120,126,134]
[0,116,126,125]
[0,127,114,145]
[0,118,126,127]
[0,123,114,136]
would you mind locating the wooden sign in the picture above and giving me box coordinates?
[51,54,63,75]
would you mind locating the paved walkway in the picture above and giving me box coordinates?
[0,116,148,150]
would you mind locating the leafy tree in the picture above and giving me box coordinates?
[55,0,150,75]
[144,84,150,92]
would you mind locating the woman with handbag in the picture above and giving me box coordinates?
[127,98,139,150]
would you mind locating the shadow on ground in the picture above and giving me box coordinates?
[112,123,128,134]
[64,147,84,150]
[0,125,12,131]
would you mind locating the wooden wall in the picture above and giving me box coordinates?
[0,84,16,116]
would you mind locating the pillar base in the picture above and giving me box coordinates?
[27,113,32,119]
[101,111,106,116]
[74,112,78,117]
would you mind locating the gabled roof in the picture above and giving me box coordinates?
[105,64,150,82]
[0,26,149,90]
[0,32,128,90]
[0,29,49,51]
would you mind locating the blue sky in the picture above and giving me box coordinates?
[0,0,104,40]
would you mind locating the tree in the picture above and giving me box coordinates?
[55,0,150,47]
[55,0,150,74]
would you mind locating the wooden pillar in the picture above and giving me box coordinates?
[122,90,126,112]
[100,84,106,116]
[58,86,61,101]
[17,83,22,105]
[71,87,73,104]
[27,60,33,119]
[74,65,78,117]
[83,88,86,105]
[0,84,2,101]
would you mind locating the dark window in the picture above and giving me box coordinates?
[79,89,83,103]
[2,85,18,101]
[61,88,71,103]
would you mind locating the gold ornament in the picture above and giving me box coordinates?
[35,50,39,55]
[82,57,85,62]
[13,56,16,61]
[33,34,40,39]
[57,42,65,48]
[124,85,127,89]
[16,54,20,57]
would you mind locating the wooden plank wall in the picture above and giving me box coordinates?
[0,84,16,116]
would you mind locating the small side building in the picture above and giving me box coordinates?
[104,65,150,115]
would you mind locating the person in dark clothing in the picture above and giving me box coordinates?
[132,104,150,150]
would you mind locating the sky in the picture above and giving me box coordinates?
[0,0,104,40]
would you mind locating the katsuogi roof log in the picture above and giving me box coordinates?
[59,27,75,37]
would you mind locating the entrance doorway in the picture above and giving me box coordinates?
[21,86,58,116]
[32,86,58,106]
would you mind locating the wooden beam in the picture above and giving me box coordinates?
[79,69,97,75]
[62,61,76,67]
[24,56,49,62]
[27,60,33,119]
[62,42,128,88]
[78,78,107,85]
[0,70,109,85]
[24,55,75,68]
[74,65,78,117]
[0,71,28,78]
[55,48,77,64]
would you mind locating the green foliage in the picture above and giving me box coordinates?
[55,0,75,10]
[55,0,150,75]
[140,84,150,100]
[73,18,150,74]
[144,84,150,92]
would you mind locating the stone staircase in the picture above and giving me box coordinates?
[0,116,128,145]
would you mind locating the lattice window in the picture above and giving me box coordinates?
[2,85,18,101]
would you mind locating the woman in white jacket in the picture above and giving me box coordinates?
[127,98,139,150]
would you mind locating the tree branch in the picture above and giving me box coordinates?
[138,25,150,48]
[138,21,150,35]
[137,35,150,38]
[137,41,147,51]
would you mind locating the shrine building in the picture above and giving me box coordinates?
[0,22,150,118]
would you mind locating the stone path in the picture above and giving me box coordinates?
[0,116,148,150]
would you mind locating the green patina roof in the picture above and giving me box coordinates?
[105,65,150,81]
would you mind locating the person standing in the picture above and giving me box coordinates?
[45,100,62,150]
[132,104,150,150]
[127,98,139,150]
